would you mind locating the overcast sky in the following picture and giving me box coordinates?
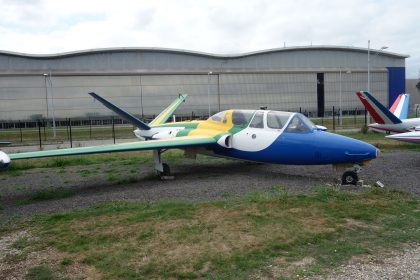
[0,0,419,78]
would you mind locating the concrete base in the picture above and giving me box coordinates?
[160,175,175,180]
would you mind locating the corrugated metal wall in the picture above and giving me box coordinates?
[0,47,406,120]
[0,72,388,120]
[324,71,388,111]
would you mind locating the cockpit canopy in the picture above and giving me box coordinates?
[209,110,255,126]
[209,110,317,132]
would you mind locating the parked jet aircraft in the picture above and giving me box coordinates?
[0,93,378,185]
[385,130,420,144]
[356,91,420,133]
[389,92,410,120]
[356,91,420,144]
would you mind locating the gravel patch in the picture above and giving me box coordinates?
[306,244,420,280]
[0,150,419,221]
[0,230,31,261]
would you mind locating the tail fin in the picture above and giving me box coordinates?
[149,94,188,126]
[355,91,402,124]
[389,93,410,120]
[88,92,151,130]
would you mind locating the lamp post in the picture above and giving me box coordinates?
[43,74,49,119]
[339,68,351,126]
[207,71,212,117]
[367,41,388,124]
[44,72,57,139]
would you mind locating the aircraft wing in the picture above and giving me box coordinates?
[9,136,215,160]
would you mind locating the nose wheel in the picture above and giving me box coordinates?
[341,165,361,185]
[341,171,358,185]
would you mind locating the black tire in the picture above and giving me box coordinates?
[341,171,358,185]
[162,163,171,176]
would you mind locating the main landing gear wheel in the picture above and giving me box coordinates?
[153,150,174,179]
[161,163,171,176]
[341,171,358,185]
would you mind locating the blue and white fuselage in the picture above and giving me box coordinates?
[203,110,378,165]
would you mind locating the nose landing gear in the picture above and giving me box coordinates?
[340,165,361,185]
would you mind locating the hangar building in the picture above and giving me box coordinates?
[0,46,408,120]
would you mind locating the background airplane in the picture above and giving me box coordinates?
[385,130,420,144]
[389,92,410,120]
[356,91,420,133]
[0,92,378,185]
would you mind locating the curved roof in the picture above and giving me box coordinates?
[0,45,409,59]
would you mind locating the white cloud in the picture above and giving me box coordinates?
[0,0,419,78]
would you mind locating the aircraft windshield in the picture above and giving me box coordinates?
[299,114,317,130]
[285,114,316,133]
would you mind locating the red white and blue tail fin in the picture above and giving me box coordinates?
[389,93,410,120]
[355,91,402,124]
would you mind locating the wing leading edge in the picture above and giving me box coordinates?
[9,136,216,160]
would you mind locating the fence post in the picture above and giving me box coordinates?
[337,108,340,127]
[354,108,357,125]
[37,119,42,149]
[89,117,92,139]
[364,109,367,126]
[43,119,47,141]
[66,119,70,141]
[19,120,23,142]
[332,106,335,131]
[69,118,73,148]
[112,117,116,144]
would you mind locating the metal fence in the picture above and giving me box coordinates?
[0,108,369,149]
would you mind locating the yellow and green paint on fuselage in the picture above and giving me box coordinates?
[153,110,247,141]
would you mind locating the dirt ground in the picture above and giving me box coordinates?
[0,149,419,221]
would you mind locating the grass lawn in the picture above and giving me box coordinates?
[1,187,418,279]
[1,123,419,278]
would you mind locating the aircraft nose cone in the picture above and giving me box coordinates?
[344,141,378,161]
[315,132,377,164]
